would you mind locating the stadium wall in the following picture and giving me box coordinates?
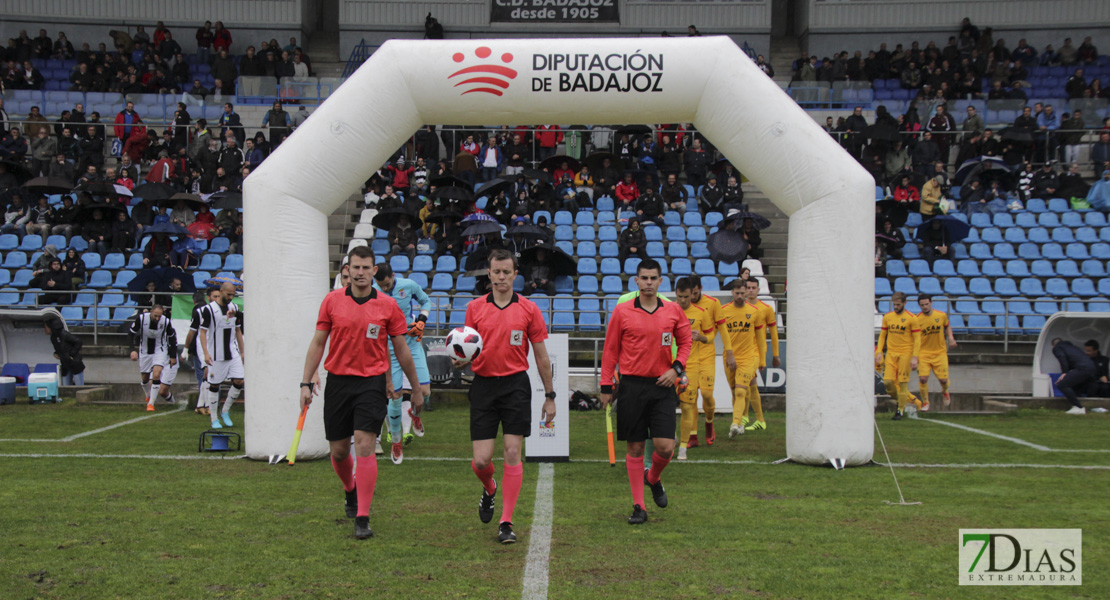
[245,36,875,467]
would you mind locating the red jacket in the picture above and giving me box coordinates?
[122,127,148,163]
[213,29,233,52]
[535,125,563,148]
[145,158,176,183]
[114,110,143,140]
[615,180,639,202]
[893,185,920,203]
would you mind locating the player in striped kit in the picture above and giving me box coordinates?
[183,288,221,416]
[128,304,178,412]
[198,282,245,429]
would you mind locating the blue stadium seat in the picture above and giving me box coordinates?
[944,278,969,295]
[994,278,1019,296]
[598,241,619,258]
[18,236,43,251]
[555,241,574,255]
[601,276,623,294]
[2,252,28,268]
[969,243,992,259]
[575,212,594,227]
[553,211,572,226]
[1092,300,1110,313]
[643,227,662,242]
[0,289,20,305]
[579,298,602,330]
[667,242,688,257]
[1056,260,1080,277]
[125,253,144,270]
[719,262,739,277]
[578,276,599,294]
[694,259,715,276]
[554,276,573,294]
[598,226,618,242]
[967,315,994,334]
[1005,260,1030,277]
[0,270,9,287]
[1052,227,1075,243]
[1071,278,1097,297]
[513,275,524,293]
[1061,212,1084,228]
[875,278,892,296]
[596,211,616,225]
[1015,212,1037,228]
[0,234,18,251]
[902,244,920,259]
[371,239,390,256]
[223,254,243,271]
[198,254,222,271]
[623,258,642,275]
[671,258,692,276]
[10,270,33,288]
[981,260,1005,277]
[1047,198,1069,212]
[704,213,723,228]
[992,213,1015,228]
[101,253,125,270]
[918,277,942,295]
[980,227,1003,243]
[59,305,84,325]
[554,225,573,241]
[389,255,410,273]
[949,313,967,334]
[1075,227,1098,243]
[600,258,621,275]
[968,277,993,296]
[1026,198,1047,213]
[1065,243,1089,260]
[435,255,457,272]
[534,211,551,224]
[1045,278,1070,297]
[894,277,917,295]
[1103,229,1110,243]
[208,237,231,253]
[970,213,991,228]
[907,259,931,276]
[686,228,707,243]
[993,243,1016,260]
[111,271,137,289]
[1037,213,1060,228]
[1042,243,1066,260]
[956,260,980,277]
[1027,227,1050,244]
[1084,212,1107,226]
[1029,260,1055,277]
[663,212,681,227]
[87,307,111,327]
[1081,259,1106,277]
[905,213,923,228]
[1003,228,1027,243]
[955,296,980,314]
[408,272,428,288]
[596,197,614,211]
[456,275,476,292]
[683,213,702,227]
[448,310,466,328]
[980,297,1006,315]
[1063,298,1087,312]
[645,242,665,258]
[665,227,685,242]
[690,243,709,258]
[1033,298,1058,315]
[577,258,597,275]
[932,260,956,277]
[885,260,907,276]
[412,255,433,272]
[1022,315,1046,334]
[699,277,720,291]
[1017,243,1041,259]
[577,241,597,257]
[994,315,1021,334]
[431,273,452,292]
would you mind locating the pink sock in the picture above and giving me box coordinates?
[355,456,377,517]
[647,451,671,485]
[499,463,523,524]
[472,460,497,495]
[626,455,646,508]
[331,454,355,492]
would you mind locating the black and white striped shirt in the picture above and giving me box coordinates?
[129,312,177,356]
[199,300,242,362]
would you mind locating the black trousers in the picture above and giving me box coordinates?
[1057,369,1094,408]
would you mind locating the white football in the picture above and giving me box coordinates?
[445,326,483,361]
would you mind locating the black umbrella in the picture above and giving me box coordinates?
[461,220,503,237]
[76,202,127,220]
[582,151,626,174]
[0,159,31,181]
[616,125,652,139]
[707,229,749,264]
[431,186,473,203]
[915,215,971,243]
[131,182,177,200]
[507,223,550,240]
[141,222,190,238]
[522,168,554,186]
[1000,127,1034,144]
[423,211,462,225]
[539,155,581,173]
[954,156,1011,185]
[22,176,75,195]
[127,267,194,296]
[475,177,516,199]
[157,193,207,210]
[75,180,119,196]
[372,208,421,231]
[875,200,910,228]
[429,175,472,190]
[720,210,770,230]
[864,123,901,143]
[520,243,577,277]
[972,168,1016,191]
[208,191,243,210]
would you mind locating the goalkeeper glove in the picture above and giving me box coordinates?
[407,315,427,341]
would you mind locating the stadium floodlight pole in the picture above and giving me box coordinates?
[245,36,873,466]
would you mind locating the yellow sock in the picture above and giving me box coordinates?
[883,379,897,398]
[941,379,949,394]
[679,401,696,448]
[748,382,764,423]
[919,380,929,405]
[702,389,715,425]
[732,385,748,426]
[896,383,908,411]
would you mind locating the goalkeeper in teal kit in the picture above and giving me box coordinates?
[372,264,431,465]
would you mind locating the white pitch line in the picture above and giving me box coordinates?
[920,418,1110,453]
[0,453,246,460]
[880,462,1110,470]
[0,405,187,443]
[522,462,554,600]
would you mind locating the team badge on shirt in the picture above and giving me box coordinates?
[662,332,672,346]
[366,323,381,339]
[510,330,524,346]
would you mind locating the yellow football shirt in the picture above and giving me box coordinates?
[694,294,732,352]
[877,310,920,356]
[720,301,763,361]
[917,310,949,355]
[683,302,717,366]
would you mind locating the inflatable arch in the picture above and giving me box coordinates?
[244,37,875,466]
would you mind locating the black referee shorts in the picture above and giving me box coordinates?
[323,373,388,442]
[469,372,533,441]
[616,375,678,443]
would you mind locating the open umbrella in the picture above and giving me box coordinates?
[474,177,516,199]
[205,275,244,291]
[461,220,503,237]
[707,229,749,264]
[506,223,550,241]
[875,199,910,228]
[915,215,971,243]
[423,211,462,226]
[539,155,581,173]
[582,151,626,174]
[616,125,652,139]
[371,208,421,231]
[429,174,473,190]
[520,243,577,277]
[157,193,207,210]
[720,210,770,230]
[0,159,31,182]
[131,182,176,200]
[954,156,1011,184]
[141,222,190,238]
[113,184,134,197]
[431,186,473,203]
[75,180,119,196]
[522,168,554,186]
[21,176,75,195]
[208,191,243,210]
[1000,127,1034,144]
[76,202,126,220]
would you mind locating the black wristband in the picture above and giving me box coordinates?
[416,314,428,323]
[545,391,556,400]
[601,385,613,395]
[671,361,685,376]
[300,382,313,388]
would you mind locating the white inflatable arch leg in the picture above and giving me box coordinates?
[245,37,874,465]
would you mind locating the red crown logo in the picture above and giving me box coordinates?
[449,47,517,96]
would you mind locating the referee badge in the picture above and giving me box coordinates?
[366,323,381,339]
[510,330,524,346]
[661,332,672,346]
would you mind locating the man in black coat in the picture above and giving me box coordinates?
[1052,338,1096,414]
[683,139,710,189]
[45,317,85,385]
[618,217,646,263]
[697,173,724,216]
[635,188,666,227]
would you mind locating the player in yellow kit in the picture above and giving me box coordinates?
[875,291,920,420]
[916,294,956,410]
[673,278,717,460]
[689,279,733,446]
[740,278,778,431]
[720,279,764,438]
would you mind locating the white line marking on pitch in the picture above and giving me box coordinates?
[522,462,554,600]
[0,405,187,442]
[0,452,245,460]
[880,462,1110,470]
[920,418,1110,453]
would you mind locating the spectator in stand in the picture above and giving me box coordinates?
[722,175,744,212]
[34,256,72,305]
[61,247,85,287]
[80,208,111,255]
[459,134,479,157]
[386,157,415,192]
[635,186,666,227]
[477,136,504,182]
[697,173,724,216]
[551,160,574,183]
[614,172,639,211]
[195,21,214,64]
[215,208,243,253]
[1065,68,1087,99]
[920,176,944,216]
[19,60,44,90]
[158,31,181,62]
[262,101,291,146]
[520,247,556,296]
[962,105,985,138]
[918,218,950,267]
[573,165,594,195]
[23,106,49,139]
[241,138,263,170]
[53,32,74,59]
[110,209,136,251]
[213,22,233,55]
[433,218,462,260]
[1031,162,1060,200]
[1091,131,1110,170]
[1035,104,1060,161]
[25,196,55,242]
[453,146,478,188]
[219,103,244,146]
[926,104,956,165]
[591,157,619,200]
[218,137,244,173]
[1077,37,1097,65]
[892,175,920,205]
[114,166,136,192]
[145,149,175,184]
[911,131,940,175]
[0,127,28,161]
[113,101,141,141]
[877,220,905,260]
[29,128,56,176]
[618,217,645,263]
[659,173,687,212]
[69,62,93,91]
[684,138,710,189]
[211,50,237,95]
[122,124,149,164]
[388,213,419,263]
[535,125,562,162]
[238,46,264,96]
[49,153,75,182]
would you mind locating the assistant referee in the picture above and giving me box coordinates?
[300,246,425,540]
[599,259,692,525]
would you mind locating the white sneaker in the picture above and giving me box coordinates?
[1064,406,1087,415]
[677,446,688,461]
[1090,407,1108,413]
[728,423,743,438]
[374,439,384,455]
